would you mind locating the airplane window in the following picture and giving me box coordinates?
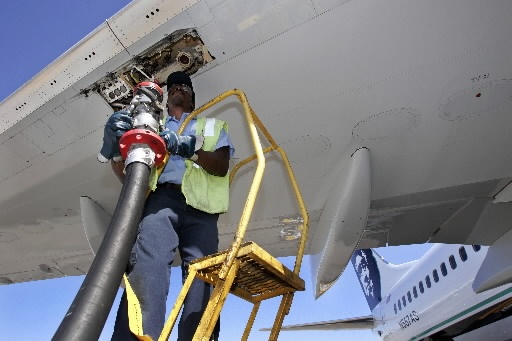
[394,303,397,314]
[440,262,447,276]
[419,281,424,293]
[449,255,457,269]
[407,291,412,302]
[413,286,418,298]
[459,247,468,262]
[433,269,439,283]
[398,300,402,310]
[426,275,431,288]
[402,296,406,307]
[473,245,481,252]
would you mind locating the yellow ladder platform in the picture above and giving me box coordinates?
[190,241,305,304]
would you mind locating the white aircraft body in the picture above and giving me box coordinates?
[280,244,512,340]
[2,0,512,332]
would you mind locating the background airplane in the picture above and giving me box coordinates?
[2,0,512,339]
[280,244,512,340]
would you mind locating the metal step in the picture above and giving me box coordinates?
[190,241,305,303]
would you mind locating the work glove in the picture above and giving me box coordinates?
[159,130,203,159]
[97,111,133,163]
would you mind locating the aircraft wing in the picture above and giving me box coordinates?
[2,0,512,291]
[261,316,375,331]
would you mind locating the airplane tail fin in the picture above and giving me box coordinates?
[350,249,418,312]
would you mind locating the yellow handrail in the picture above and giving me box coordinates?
[178,89,267,279]
[246,108,309,275]
[178,89,309,276]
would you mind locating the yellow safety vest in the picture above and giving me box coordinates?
[181,117,230,214]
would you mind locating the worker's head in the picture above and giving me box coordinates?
[166,71,195,113]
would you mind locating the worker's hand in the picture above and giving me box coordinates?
[97,111,132,163]
[159,130,203,159]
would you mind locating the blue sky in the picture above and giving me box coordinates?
[0,1,432,340]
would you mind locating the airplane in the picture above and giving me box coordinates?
[277,244,512,340]
[2,0,512,337]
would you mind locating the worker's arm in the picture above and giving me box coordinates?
[159,131,230,177]
[193,146,230,177]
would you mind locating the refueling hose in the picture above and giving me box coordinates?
[53,161,150,341]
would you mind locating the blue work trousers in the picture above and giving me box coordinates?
[111,186,220,341]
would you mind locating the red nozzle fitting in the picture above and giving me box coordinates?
[119,129,167,167]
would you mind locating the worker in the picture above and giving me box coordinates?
[99,71,234,340]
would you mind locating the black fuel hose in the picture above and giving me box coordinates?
[53,161,150,341]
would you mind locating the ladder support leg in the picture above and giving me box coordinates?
[269,292,295,341]
[241,301,261,341]
[193,260,240,341]
[159,269,198,341]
